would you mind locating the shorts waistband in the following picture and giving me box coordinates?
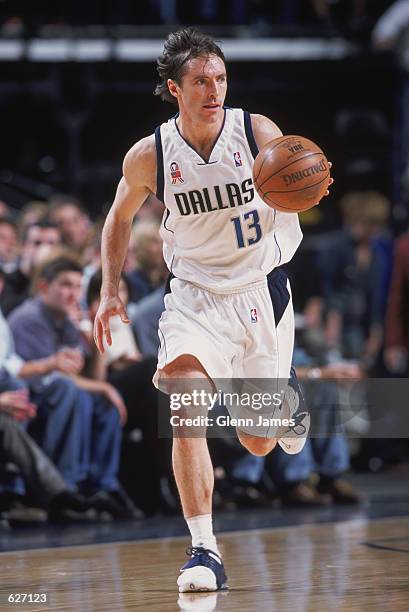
[166,266,287,296]
[191,279,268,295]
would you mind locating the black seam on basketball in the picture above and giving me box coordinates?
[263,172,330,194]
[253,154,268,184]
[257,153,325,190]
[254,146,277,183]
[253,137,295,183]
[262,193,284,209]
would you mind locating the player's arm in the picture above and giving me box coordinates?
[94,135,157,353]
[250,114,283,150]
[250,113,333,195]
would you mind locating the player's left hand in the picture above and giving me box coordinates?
[324,161,334,197]
[93,294,130,354]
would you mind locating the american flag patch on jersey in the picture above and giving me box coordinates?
[250,308,258,323]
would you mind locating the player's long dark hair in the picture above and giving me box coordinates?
[154,28,225,105]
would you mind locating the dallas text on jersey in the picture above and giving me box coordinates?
[174,178,254,216]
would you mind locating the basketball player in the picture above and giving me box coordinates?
[94,28,333,592]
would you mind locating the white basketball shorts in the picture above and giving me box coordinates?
[153,267,294,386]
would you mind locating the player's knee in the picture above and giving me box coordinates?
[161,354,209,379]
[157,354,213,396]
[237,432,277,456]
[248,439,277,456]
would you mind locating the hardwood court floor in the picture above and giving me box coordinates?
[1,516,408,612]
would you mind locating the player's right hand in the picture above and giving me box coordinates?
[323,161,334,196]
[93,295,130,354]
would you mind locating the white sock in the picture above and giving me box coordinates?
[186,514,220,557]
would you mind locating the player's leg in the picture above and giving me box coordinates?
[236,429,278,456]
[234,384,292,456]
[234,268,310,457]
[159,355,215,520]
[266,270,311,454]
[277,366,311,455]
[235,369,309,457]
[157,354,228,592]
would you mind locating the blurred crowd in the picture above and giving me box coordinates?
[0,1,392,38]
[0,186,408,529]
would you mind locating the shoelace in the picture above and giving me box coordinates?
[186,546,210,557]
[187,546,204,557]
[186,546,221,563]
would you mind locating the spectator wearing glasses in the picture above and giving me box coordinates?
[0,220,61,317]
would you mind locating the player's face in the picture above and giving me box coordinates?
[170,55,227,123]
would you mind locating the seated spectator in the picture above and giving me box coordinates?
[130,284,165,358]
[18,201,49,238]
[0,265,139,520]
[126,219,167,303]
[268,362,363,507]
[0,266,82,494]
[0,220,61,316]
[86,268,175,515]
[48,195,92,259]
[0,388,114,524]
[320,191,390,369]
[0,216,19,273]
[7,255,142,518]
[264,247,365,506]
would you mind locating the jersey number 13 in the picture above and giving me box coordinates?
[231,209,262,249]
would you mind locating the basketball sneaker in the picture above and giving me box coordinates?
[278,368,310,455]
[177,547,228,593]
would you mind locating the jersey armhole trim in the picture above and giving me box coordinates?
[243,111,259,159]
[155,126,165,203]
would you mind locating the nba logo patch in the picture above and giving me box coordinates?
[234,151,242,167]
[250,308,258,323]
[170,161,184,184]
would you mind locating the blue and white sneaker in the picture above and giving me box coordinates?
[278,367,310,455]
[177,547,228,592]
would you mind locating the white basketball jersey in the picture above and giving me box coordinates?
[155,107,302,292]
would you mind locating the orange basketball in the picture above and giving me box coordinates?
[253,135,330,213]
